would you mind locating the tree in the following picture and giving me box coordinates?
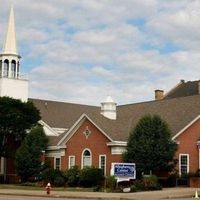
[15,125,48,182]
[124,115,177,176]
[0,97,40,158]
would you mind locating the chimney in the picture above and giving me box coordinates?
[155,90,164,100]
[101,96,117,120]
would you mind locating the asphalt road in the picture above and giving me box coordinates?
[0,194,195,200]
[0,187,198,200]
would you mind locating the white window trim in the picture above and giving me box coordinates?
[54,157,61,170]
[99,154,106,176]
[81,148,92,169]
[179,154,189,176]
[68,155,75,169]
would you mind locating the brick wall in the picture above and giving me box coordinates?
[61,119,123,175]
[175,119,200,174]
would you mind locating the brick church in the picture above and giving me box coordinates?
[1,6,200,183]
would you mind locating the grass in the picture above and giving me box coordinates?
[0,184,95,192]
[0,184,43,190]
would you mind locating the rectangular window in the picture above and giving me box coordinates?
[68,156,75,169]
[55,157,61,170]
[83,157,91,167]
[179,154,189,175]
[99,155,106,175]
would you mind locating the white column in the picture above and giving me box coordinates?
[8,60,11,78]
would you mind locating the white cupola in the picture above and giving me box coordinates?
[0,5,28,102]
[101,96,117,120]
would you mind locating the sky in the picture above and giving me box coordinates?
[0,0,200,106]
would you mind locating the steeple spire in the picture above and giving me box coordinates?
[0,5,28,102]
[3,5,18,55]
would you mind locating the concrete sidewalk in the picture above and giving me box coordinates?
[0,187,199,199]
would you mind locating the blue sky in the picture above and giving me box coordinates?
[0,0,200,105]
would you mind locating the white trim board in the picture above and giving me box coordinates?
[39,120,59,136]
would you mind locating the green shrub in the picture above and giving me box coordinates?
[142,175,162,190]
[41,168,65,186]
[131,179,145,192]
[105,175,116,192]
[130,184,137,192]
[54,176,65,187]
[64,166,80,187]
[166,174,177,187]
[41,168,55,183]
[79,166,104,187]
[130,175,162,192]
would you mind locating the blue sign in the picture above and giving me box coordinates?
[113,163,136,178]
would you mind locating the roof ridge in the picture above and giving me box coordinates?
[118,93,200,108]
[29,98,99,108]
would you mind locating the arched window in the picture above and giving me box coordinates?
[11,60,16,78]
[3,60,9,77]
[82,149,92,168]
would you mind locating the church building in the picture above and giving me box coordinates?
[1,6,200,183]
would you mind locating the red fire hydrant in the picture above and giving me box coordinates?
[46,182,52,195]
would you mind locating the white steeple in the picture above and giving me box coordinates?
[0,5,28,102]
[3,5,18,55]
[101,96,117,120]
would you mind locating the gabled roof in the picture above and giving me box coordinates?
[172,115,200,140]
[58,113,113,146]
[29,93,200,145]
[164,80,200,99]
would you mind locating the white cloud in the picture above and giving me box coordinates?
[0,0,199,105]
[147,0,200,50]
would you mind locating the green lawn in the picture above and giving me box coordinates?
[0,184,94,192]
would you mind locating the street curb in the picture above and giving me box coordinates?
[0,192,194,200]
[0,190,195,200]
[0,192,193,200]
[0,192,123,200]
[163,194,193,199]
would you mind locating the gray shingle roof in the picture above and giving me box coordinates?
[164,80,200,99]
[29,93,200,145]
[29,99,99,128]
